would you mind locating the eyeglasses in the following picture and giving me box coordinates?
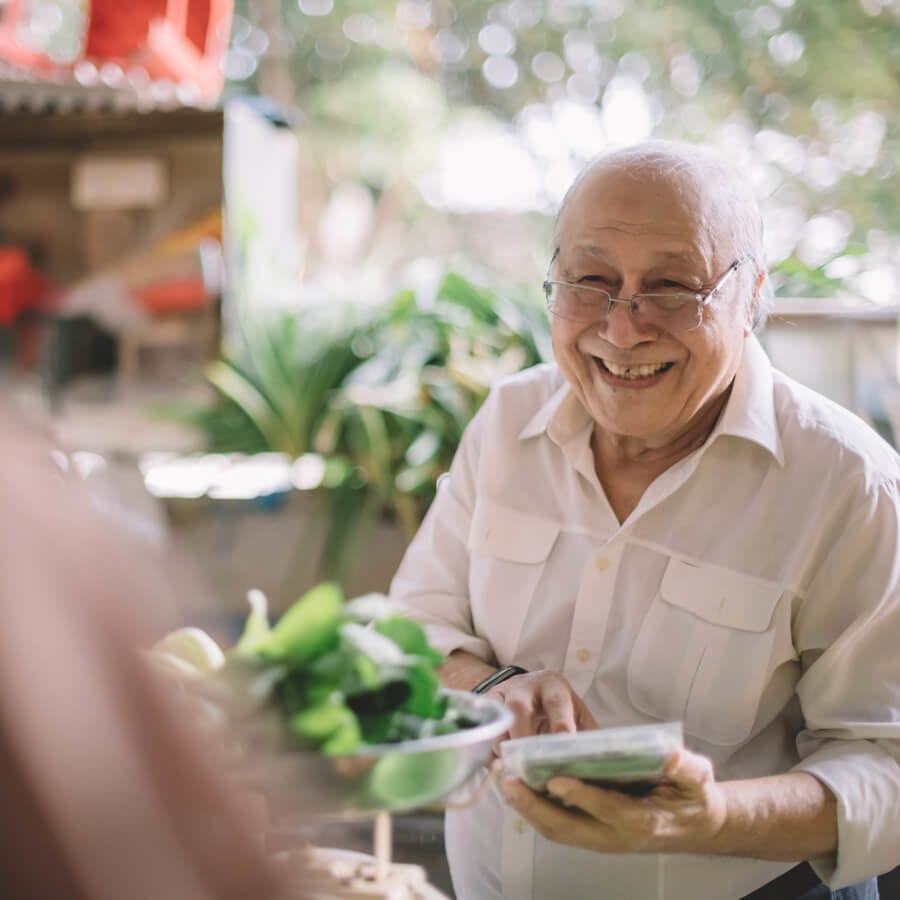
[543,258,746,333]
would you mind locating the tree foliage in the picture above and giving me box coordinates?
[227,0,900,294]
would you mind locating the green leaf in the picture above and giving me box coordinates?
[277,672,311,715]
[263,582,344,666]
[290,697,354,741]
[206,359,288,452]
[321,717,363,756]
[375,617,444,666]
[340,622,406,666]
[357,712,395,744]
[367,747,459,804]
[438,272,498,323]
[233,589,273,657]
[401,660,444,718]
[353,653,382,690]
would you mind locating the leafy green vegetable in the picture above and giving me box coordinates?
[233,589,273,657]
[368,749,460,806]
[340,621,405,666]
[291,698,356,742]
[227,584,469,757]
[321,718,363,756]
[260,582,343,665]
[375,616,444,666]
[401,660,445,719]
[345,680,411,716]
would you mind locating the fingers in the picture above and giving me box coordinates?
[501,749,725,856]
[539,679,578,734]
[487,730,510,763]
[500,776,617,852]
[498,685,540,739]
[546,777,640,820]
[662,748,714,790]
[493,670,582,739]
[574,695,599,731]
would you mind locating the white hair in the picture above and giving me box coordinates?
[554,140,774,331]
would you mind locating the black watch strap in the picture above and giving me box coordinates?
[472,665,528,695]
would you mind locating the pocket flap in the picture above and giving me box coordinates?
[469,500,559,564]
[660,558,782,632]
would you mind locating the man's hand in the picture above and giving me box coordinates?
[499,747,727,854]
[489,669,598,744]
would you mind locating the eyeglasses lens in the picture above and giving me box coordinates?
[547,285,701,332]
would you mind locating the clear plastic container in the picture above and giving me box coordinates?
[500,721,683,794]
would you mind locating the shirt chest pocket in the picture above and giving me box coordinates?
[467,500,559,663]
[627,558,791,746]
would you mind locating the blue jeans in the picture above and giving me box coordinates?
[797,881,879,900]
[742,863,879,899]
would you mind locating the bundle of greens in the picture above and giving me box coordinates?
[212,583,474,757]
[500,721,683,796]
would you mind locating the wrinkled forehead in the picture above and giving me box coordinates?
[557,159,738,268]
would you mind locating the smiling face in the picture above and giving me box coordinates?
[551,154,753,451]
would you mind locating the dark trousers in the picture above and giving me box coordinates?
[742,863,879,899]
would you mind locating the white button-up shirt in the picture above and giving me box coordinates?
[390,337,900,899]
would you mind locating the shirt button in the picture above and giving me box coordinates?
[576,648,592,663]
[513,818,528,834]
[594,556,610,572]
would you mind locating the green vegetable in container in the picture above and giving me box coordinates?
[233,589,273,657]
[368,749,460,806]
[261,582,343,665]
[290,698,348,740]
[375,617,444,667]
[226,583,471,757]
[401,660,445,719]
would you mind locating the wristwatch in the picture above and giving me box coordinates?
[471,665,528,695]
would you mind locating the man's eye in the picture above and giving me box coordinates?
[581,275,614,286]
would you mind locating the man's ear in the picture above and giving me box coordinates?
[753,271,766,298]
[745,271,767,334]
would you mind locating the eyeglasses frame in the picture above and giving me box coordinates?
[542,257,748,333]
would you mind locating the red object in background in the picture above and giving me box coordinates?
[135,276,209,314]
[0,0,233,102]
[0,0,49,68]
[0,245,57,371]
[85,0,169,60]
[0,246,54,326]
[87,0,218,59]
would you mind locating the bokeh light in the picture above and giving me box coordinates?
[218,0,900,301]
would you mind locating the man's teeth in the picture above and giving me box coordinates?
[601,360,670,379]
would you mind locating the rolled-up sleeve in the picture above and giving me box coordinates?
[792,476,900,887]
[389,404,494,662]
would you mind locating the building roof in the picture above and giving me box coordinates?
[0,60,224,150]
[0,57,219,114]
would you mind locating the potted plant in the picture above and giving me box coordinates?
[164,265,549,605]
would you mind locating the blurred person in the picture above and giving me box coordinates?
[391,141,899,898]
[0,406,293,900]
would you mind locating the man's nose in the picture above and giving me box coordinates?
[597,298,658,347]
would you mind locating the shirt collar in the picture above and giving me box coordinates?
[712,335,784,466]
[517,336,783,465]
[518,378,587,444]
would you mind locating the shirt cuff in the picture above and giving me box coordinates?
[793,738,900,888]
[423,624,494,662]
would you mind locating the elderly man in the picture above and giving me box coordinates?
[390,141,899,899]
